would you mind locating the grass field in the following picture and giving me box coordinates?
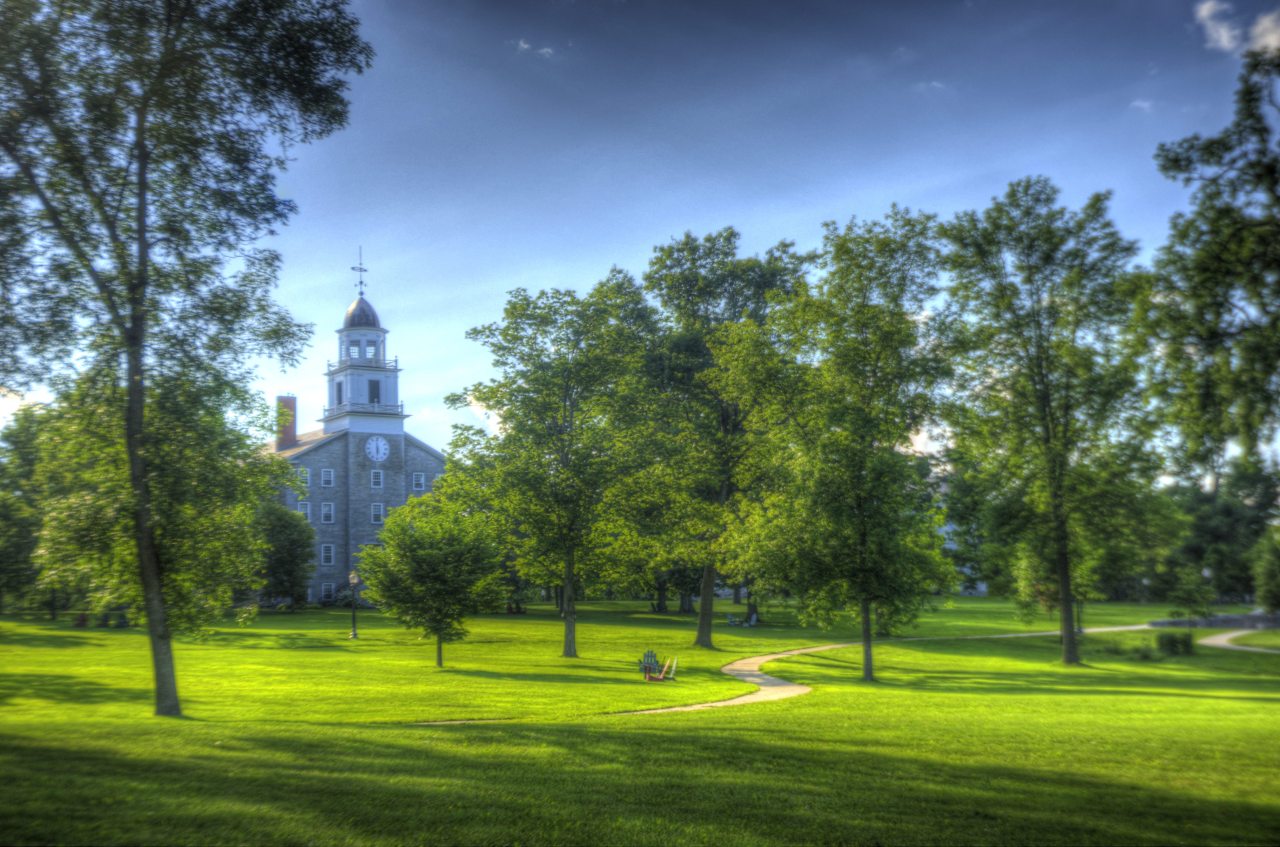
[2,598,1277,845]
[1234,628,1280,650]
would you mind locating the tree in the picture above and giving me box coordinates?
[643,228,811,648]
[1136,49,1280,480]
[359,476,500,668]
[1251,527,1280,614]
[0,0,372,715]
[257,500,314,608]
[715,208,952,680]
[940,177,1140,664]
[35,370,293,633]
[0,405,43,611]
[1163,458,1278,602]
[452,273,655,657]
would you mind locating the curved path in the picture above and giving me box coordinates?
[626,624,1153,716]
[1199,629,1280,655]
[623,642,857,715]
[420,623,1276,724]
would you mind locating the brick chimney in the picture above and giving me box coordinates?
[276,395,297,450]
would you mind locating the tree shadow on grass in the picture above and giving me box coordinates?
[784,645,1280,704]
[0,673,150,706]
[1,717,1275,846]
[0,629,103,649]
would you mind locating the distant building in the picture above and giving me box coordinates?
[272,293,445,603]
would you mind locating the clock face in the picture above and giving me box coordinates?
[364,436,390,463]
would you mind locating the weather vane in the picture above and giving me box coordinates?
[351,246,368,297]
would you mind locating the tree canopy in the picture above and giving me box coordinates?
[0,0,372,715]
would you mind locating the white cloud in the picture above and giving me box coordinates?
[912,80,949,94]
[1195,0,1243,52]
[1129,98,1154,113]
[1249,9,1280,50]
[536,47,555,59]
[516,38,531,52]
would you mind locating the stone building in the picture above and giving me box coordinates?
[272,293,445,602]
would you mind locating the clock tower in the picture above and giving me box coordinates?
[273,282,445,604]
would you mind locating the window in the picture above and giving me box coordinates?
[348,342,360,360]
[366,340,378,359]
[368,379,381,404]
[321,502,335,524]
[335,381,343,405]
[321,583,335,601]
[320,544,335,566]
[297,500,310,522]
[297,467,309,487]
[371,469,383,489]
[321,468,334,487]
[371,503,384,524]
[412,472,426,491]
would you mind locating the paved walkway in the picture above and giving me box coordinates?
[1199,629,1280,655]
[623,642,857,715]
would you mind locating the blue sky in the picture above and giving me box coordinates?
[238,0,1280,449]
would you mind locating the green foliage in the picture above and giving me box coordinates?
[0,0,371,715]
[256,501,315,608]
[940,176,1141,662]
[359,476,501,666]
[34,373,293,632]
[1167,567,1215,625]
[1156,630,1195,656]
[0,405,43,609]
[1250,527,1280,613]
[1138,50,1280,471]
[1162,458,1278,602]
[641,227,813,647]
[715,209,953,676]
[450,277,658,657]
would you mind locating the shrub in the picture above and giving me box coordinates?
[1157,631,1195,656]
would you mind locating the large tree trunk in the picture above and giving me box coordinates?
[436,635,443,668]
[693,562,716,648]
[654,575,669,613]
[732,582,742,605]
[1050,492,1079,665]
[562,551,577,658]
[860,598,874,682]
[128,124,181,717]
[127,342,181,716]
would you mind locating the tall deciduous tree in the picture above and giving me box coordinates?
[716,209,952,680]
[643,228,810,648]
[35,371,293,632]
[1136,49,1280,481]
[359,474,501,668]
[0,0,371,715]
[452,273,654,658]
[941,177,1139,664]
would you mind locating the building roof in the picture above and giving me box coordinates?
[343,295,381,329]
[274,428,343,460]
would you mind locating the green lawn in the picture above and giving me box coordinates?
[1233,628,1280,650]
[2,598,1277,845]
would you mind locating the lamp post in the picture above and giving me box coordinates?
[348,569,359,640]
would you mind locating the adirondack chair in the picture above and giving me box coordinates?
[638,650,678,682]
[638,649,661,677]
